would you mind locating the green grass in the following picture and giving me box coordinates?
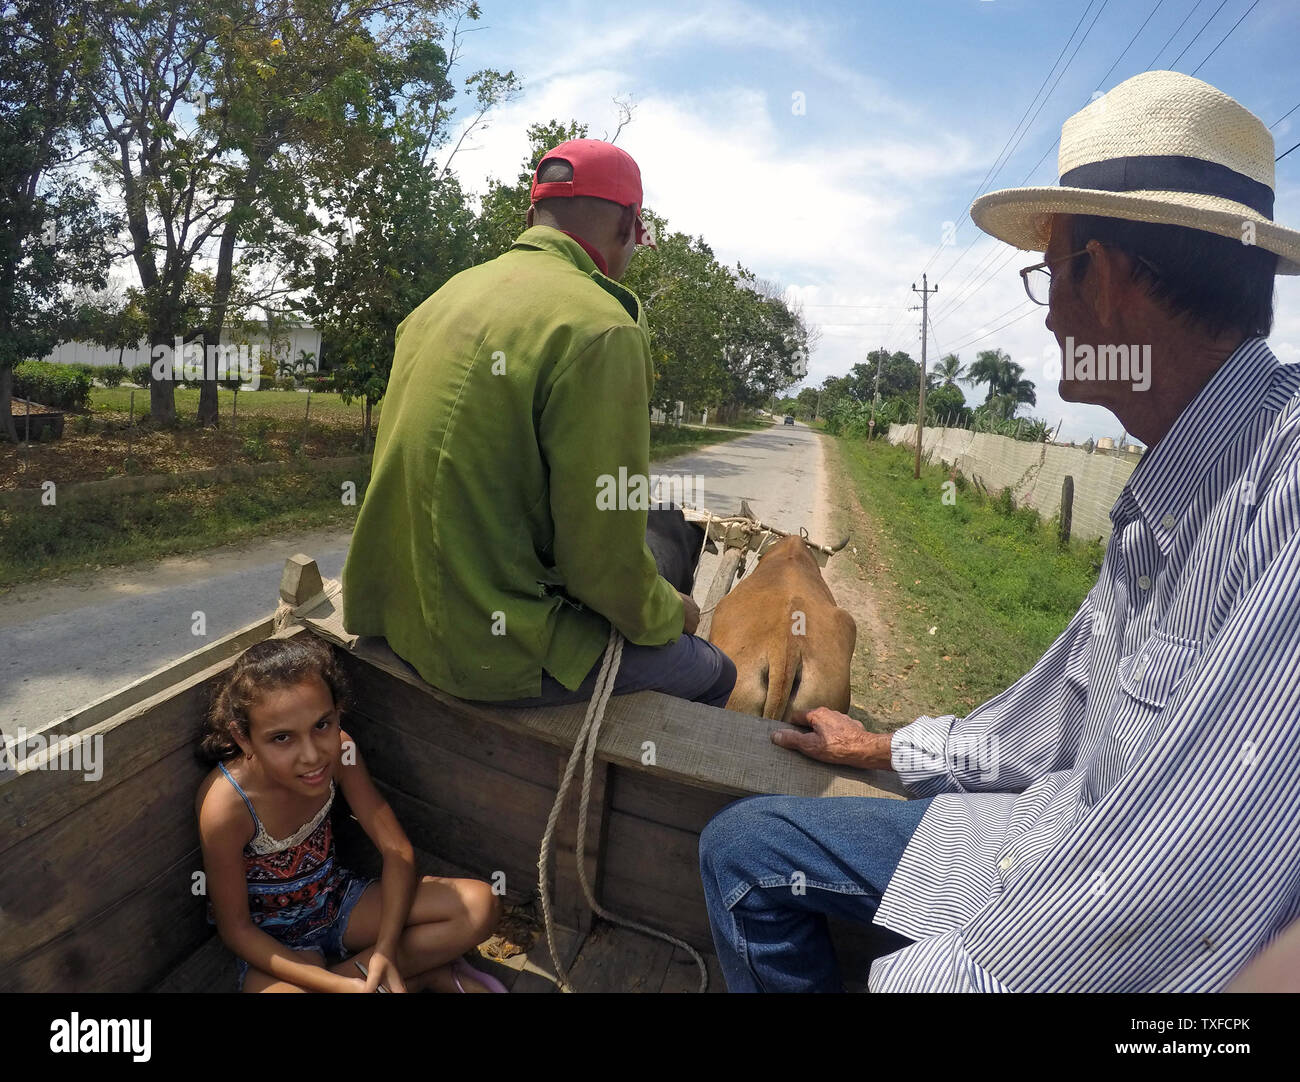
[0,416,749,588]
[0,465,368,588]
[91,385,380,423]
[836,437,1103,717]
[649,423,748,461]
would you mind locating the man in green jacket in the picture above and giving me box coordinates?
[341,139,736,709]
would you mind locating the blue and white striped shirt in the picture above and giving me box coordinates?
[869,336,1300,992]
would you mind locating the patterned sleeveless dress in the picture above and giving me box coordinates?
[208,760,376,989]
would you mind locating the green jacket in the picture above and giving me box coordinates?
[341,226,684,699]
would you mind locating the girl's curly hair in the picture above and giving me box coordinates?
[199,634,353,764]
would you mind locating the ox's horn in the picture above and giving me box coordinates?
[829,535,850,553]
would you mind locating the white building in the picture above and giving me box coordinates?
[41,322,322,373]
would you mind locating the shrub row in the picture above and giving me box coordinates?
[12,361,92,411]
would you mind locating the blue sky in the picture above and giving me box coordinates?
[440,0,1300,442]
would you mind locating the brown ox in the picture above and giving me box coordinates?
[709,534,856,721]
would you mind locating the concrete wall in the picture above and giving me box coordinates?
[888,423,1139,544]
[41,325,323,372]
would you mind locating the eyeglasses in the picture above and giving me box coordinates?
[1020,249,1090,306]
[1020,246,1163,306]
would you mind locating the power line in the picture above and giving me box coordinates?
[943,305,1041,354]
[1190,0,1259,74]
[1278,139,1300,163]
[936,0,1247,327]
[1272,102,1300,129]
[1170,0,1231,69]
[918,0,1103,279]
[1149,0,1207,68]
[931,0,1112,286]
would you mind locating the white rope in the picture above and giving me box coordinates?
[535,625,709,993]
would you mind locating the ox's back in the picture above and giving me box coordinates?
[709,535,856,722]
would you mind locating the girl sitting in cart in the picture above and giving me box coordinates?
[195,634,507,993]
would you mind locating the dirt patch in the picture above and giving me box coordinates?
[2,408,369,492]
[812,435,934,733]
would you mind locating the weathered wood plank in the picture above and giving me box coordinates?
[297,613,907,802]
[660,944,726,993]
[0,742,206,966]
[509,925,584,994]
[371,778,544,903]
[598,811,712,950]
[4,847,207,992]
[0,625,305,855]
[609,766,736,833]
[152,934,238,994]
[566,920,676,993]
[335,652,559,789]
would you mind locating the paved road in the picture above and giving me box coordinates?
[0,422,829,737]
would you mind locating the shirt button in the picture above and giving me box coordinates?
[1161,513,1177,531]
[1137,574,1152,590]
[998,856,1013,872]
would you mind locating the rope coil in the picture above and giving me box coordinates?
[535,625,709,993]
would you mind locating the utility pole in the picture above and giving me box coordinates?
[867,344,885,438]
[912,273,938,478]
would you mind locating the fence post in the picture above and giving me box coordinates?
[23,397,30,471]
[1059,475,1074,545]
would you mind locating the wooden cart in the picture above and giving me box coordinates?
[1,522,904,993]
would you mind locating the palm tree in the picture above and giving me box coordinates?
[963,349,1006,403]
[965,349,1037,420]
[935,353,964,386]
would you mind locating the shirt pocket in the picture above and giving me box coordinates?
[1118,631,1202,709]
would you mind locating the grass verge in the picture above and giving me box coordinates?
[0,465,368,589]
[834,436,1103,721]
[2,424,750,588]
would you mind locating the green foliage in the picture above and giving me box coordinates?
[99,365,127,388]
[923,382,971,425]
[13,361,92,410]
[129,362,152,388]
[833,438,1100,715]
[963,348,1037,419]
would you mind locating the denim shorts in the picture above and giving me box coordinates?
[235,873,375,991]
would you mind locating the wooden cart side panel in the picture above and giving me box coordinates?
[2,846,205,993]
[0,742,207,969]
[0,625,299,855]
[304,615,908,801]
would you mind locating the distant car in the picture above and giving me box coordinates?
[783,415,795,426]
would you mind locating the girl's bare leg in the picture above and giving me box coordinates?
[337,876,503,990]
[241,949,327,993]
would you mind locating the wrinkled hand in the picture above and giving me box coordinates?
[771,707,889,769]
[678,591,700,636]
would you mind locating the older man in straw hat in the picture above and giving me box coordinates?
[699,70,1300,992]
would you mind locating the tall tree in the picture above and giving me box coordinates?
[935,352,964,386]
[0,0,117,441]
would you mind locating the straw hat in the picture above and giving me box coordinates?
[971,70,1300,274]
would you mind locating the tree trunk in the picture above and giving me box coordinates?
[0,365,16,443]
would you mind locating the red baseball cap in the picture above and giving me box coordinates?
[531,139,657,248]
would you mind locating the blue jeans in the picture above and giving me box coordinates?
[698,794,934,992]
[494,632,736,709]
